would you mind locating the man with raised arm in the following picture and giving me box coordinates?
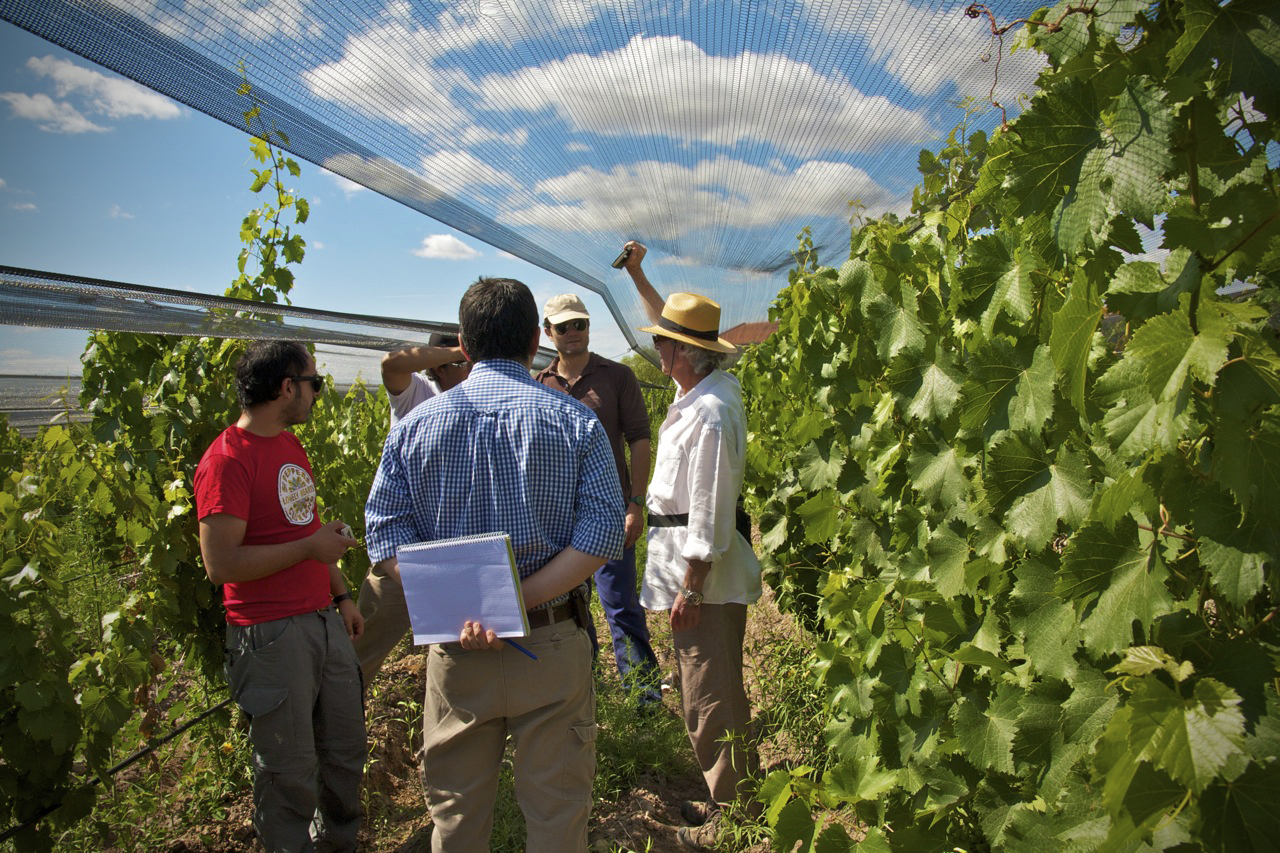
[354,332,471,684]
[620,242,764,849]
[535,293,662,709]
[365,277,624,853]
[194,339,365,852]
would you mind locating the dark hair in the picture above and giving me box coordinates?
[234,340,310,409]
[428,332,460,348]
[458,277,538,362]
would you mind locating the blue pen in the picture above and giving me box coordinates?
[506,639,538,661]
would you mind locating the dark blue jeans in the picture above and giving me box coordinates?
[586,545,661,704]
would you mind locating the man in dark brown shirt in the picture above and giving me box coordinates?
[536,293,662,707]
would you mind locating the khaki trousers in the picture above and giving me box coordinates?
[673,602,757,807]
[353,558,410,685]
[421,619,596,853]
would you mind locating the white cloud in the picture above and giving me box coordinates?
[26,55,181,121]
[419,150,518,196]
[108,204,134,219]
[302,0,629,141]
[500,157,897,238]
[798,0,1044,103]
[110,0,321,43]
[320,153,448,205]
[10,202,37,212]
[312,240,326,250]
[413,234,482,260]
[479,36,933,158]
[0,92,108,133]
[0,178,6,189]
[1,55,183,134]
[565,142,590,153]
[325,170,368,196]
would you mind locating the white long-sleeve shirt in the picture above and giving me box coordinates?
[640,369,763,609]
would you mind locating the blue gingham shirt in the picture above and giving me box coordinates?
[365,359,624,598]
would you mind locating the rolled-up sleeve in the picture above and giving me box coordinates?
[682,421,737,564]
[571,421,626,561]
[364,431,419,562]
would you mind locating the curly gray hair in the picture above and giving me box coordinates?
[678,342,729,374]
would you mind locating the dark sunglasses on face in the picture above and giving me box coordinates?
[290,374,324,393]
[651,335,670,348]
[552,318,588,334]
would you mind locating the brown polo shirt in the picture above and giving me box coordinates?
[536,352,650,501]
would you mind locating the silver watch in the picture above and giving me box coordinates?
[681,587,704,606]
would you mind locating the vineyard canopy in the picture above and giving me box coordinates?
[1,0,1057,346]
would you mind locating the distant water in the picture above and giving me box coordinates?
[0,375,86,434]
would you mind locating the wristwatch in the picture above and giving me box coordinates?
[681,587,704,606]
[629,495,645,507]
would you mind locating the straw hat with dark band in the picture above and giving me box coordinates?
[639,292,737,354]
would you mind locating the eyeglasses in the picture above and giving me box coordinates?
[651,335,670,348]
[290,374,324,393]
[551,318,588,334]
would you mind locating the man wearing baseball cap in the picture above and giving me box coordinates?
[536,292,663,708]
[620,241,764,849]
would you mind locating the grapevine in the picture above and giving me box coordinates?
[739,0,1279,849]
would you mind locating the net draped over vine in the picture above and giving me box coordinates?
[1,0,1056,347]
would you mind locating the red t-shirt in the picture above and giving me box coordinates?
[194,425,330,625]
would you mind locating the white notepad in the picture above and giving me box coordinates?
[397,532,530,645]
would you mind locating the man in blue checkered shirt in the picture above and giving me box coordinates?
[365,276,624,853]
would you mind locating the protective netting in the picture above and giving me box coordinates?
[0,0,1058,346]
[0,264,557,368]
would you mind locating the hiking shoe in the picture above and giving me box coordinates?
[679,799,717,826]
[676,813,720,849]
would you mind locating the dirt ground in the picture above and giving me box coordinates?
[157,590,803,853]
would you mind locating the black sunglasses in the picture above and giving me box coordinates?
[551,318,588,334]
[651,335,671,348]
[290,374,324,393]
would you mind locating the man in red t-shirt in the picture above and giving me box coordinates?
[195,340,365,852]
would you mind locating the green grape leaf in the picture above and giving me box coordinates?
[1010,559,1081,680]
[1211,413,1280,526]
[908,445,973,507]
[1050,280,1104,413]
[1009,345,1056,433]
[1199,759,1280,853]
[1169,0,1280,121]
[1129,676,1246,793]
[798,440,847,491]
[797,491,842,543]
[1124,305,1230,401]
[953,694,1018,774]
[1081,546,1175,656]
[906,361,962,422]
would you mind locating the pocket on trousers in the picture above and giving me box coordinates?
[556,719,597,801]
[236,685,289,718]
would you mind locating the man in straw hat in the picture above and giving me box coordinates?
[619,241,764,849]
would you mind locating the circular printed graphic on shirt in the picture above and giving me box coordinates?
[277,463,316,525]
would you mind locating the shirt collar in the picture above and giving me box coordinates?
[472,358,536,383]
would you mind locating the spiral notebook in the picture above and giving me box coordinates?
[396,532,530,644]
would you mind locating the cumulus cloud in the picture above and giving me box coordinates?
[1,55,182,133]
[320,153,448,205]
[108,204,134,219]
[10,202,37,212]
[26,55,181,120]
[500,157,897,238]
[419,150,518,196]
[479,36,933,158]
[798,0,1045,102]
[112,0,322,43]
[302,0,628,141]
[413,234,482,260]
[0,92,108,133]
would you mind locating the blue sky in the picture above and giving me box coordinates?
[0,21,636,380]
[0,1,1050,379]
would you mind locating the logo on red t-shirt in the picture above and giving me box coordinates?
[277,463,316,525]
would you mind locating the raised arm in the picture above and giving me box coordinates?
[381,343,466,394]
[619,241,665,324]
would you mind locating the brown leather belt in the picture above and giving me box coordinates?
[649,511,690,527]
[526,599,576,629]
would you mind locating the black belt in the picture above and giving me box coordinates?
[649,511,689,528]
